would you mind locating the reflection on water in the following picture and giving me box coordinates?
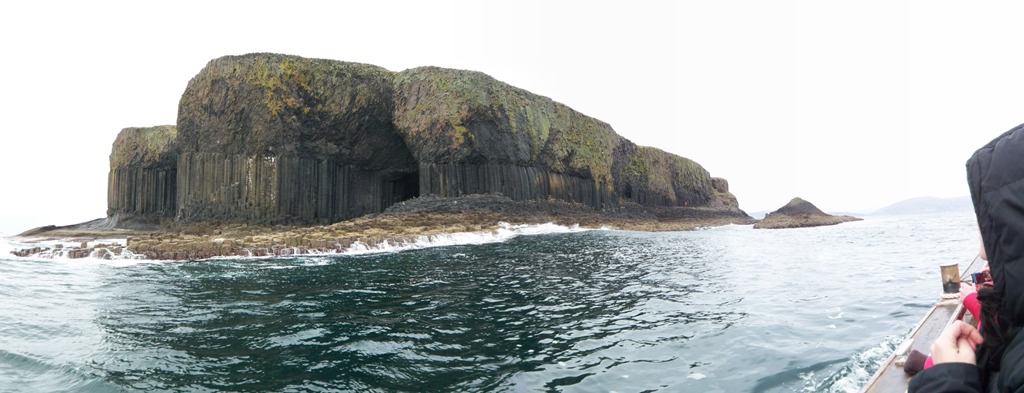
[0,212,978,392]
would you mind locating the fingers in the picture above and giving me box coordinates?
[930,320,984,365]
[952,320,984,345]
[936,321,962,348]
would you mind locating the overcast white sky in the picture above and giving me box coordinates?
[1,1,1020,234]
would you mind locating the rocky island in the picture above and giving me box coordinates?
[753,197,860,229]
[13,53,755,260]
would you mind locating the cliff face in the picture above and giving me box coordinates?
[612,144,712,207]
[392,67,621,180]
[108,53,738,226]
[392,66,622,207]
[107,125,178,226]
[391,66,712,209]
[175,54,418,224]
[177,54,410,166]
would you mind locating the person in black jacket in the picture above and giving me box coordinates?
[910,123,1024,392]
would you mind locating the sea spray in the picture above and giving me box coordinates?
[217,222,594,260]
[3,223,591,263]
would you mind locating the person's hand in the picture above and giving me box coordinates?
[960,281,978,301]
[930,320,984,365]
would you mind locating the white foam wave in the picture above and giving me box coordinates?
[3,222,591,264]
[1,236,154,266]
[207,222,591,262]
[803,333,903,392]
[697,223,754,231]
[340,221,588,256]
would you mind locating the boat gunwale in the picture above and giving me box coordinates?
[860,255,984,393]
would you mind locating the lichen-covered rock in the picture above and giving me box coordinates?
[107,125,178,227]
[103,53,743,226]
[754,197,861,229]
[392,67,620,183]
[177,53,413,169]
[612,144,712,207]
[175,54,419,224]
[711,177,729,193]
[392,67,625,207]
[109,125,178,169]
[392,66,713,209]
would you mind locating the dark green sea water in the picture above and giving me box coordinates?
[0,213,977,392]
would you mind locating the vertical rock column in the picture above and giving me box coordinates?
[106,125,179,225]
[108,167,177,216]
[611,144,713,208]
[176,152,419,224]
[175,53,420,225]
[418,163,612,209]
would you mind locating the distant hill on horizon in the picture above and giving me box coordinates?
[872,196,973,216]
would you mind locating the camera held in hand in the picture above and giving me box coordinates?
[972,271,992,285]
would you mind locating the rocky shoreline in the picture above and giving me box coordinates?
[10,193,755,261]
[10,53,771,260]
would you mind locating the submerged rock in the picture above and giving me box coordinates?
[753,197,861,229]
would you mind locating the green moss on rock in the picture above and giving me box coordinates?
[177,53,413,171]
[612,144,712,207]
[109,125,178,168]
[392,66,621,191]
[107,125,179,225]
[157,53,734,224]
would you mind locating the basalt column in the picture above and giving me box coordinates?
[417,163,610,209]
[175,53,418,224]
[611,143,713,208]
[106,125,179,226]
[392,67,623,209]
[171,53,731,225]
[391,66,717,210]
[175,153,418,224]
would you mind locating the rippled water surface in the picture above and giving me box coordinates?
[0,212,978,392]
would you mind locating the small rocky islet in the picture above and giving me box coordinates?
[754,197,861,229]
[12,53,853,260]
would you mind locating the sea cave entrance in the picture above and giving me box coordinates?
[384,171,420,207]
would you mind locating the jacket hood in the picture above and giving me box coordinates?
[968,123,1024,332]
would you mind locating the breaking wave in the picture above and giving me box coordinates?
[214,222,594,260]
[2,222,594,263]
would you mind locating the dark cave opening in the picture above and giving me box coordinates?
[386,171,420,206]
